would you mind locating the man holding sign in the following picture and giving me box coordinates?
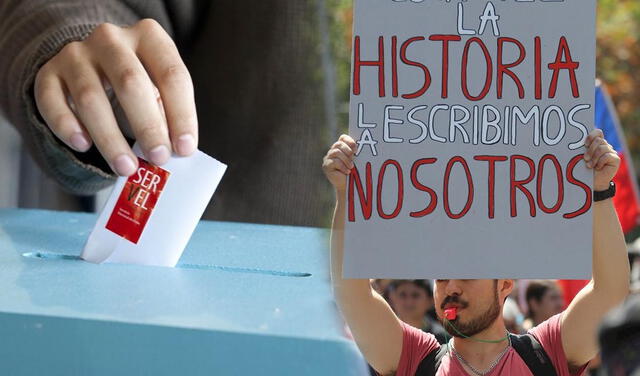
[323,131,628,375]
[322,0,630,375]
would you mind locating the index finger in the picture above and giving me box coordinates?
[585,128,604,146]
[339,134,357,151]
[135,20,198,156]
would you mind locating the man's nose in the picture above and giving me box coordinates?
[444,279,463,296]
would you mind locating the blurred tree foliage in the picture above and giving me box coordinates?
[327,0,353,130]
[328,0,640,165]
[597,0,640,160]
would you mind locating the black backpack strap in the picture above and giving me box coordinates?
[414,343,449,376]
[510,333,558,376]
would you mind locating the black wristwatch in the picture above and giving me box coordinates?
[594,181,616,202]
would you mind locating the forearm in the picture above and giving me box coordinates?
[591,199,630,301]
[330,190,375,304]
[330,189,403,374]
[562,198,630,365]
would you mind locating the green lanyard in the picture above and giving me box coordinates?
[443,317,510,344]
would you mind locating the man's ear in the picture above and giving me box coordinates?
[498,279,515,301]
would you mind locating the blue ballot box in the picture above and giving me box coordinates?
[0,209,368,376]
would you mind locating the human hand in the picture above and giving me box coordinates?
[322,134,357,192]
[584,129,620,191]
[34,19,197,176]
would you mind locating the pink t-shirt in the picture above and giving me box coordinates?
[395,314,587,376]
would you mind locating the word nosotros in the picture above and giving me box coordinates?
[347,154,590,222]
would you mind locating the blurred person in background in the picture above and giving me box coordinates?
[371,279,392,298]
[387,280,447,344]
[589,242,640,376]
[599,295,640,376]
[627,239,640,292]
[503,296,525,334]
[523,280,565,330]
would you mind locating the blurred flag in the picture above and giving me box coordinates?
[595,81,640,233]
[559,82,640,309]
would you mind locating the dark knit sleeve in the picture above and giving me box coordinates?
[0,1,176,195]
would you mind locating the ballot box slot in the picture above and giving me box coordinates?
[21,251,312,278]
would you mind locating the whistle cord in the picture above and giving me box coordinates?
[443,318,510,344]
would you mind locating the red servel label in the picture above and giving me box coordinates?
[106,158,170,244]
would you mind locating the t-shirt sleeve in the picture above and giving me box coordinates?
[394,321,440,376]
[529,313,589,376]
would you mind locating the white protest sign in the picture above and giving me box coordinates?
[344,0,595,279]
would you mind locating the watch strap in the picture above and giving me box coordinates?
[594,181,616,202]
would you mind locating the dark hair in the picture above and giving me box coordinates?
[599,295,640,375]
[388,279,434,299]
[525,280,558,317]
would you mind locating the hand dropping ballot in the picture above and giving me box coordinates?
[82,144,227,267]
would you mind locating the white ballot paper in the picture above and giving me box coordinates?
[82,144,226,267]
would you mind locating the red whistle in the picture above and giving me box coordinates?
[444,308,457,321]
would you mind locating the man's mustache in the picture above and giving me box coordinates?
[441,295,469,310]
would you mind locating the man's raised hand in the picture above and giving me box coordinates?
[584,129,620,191]
[322,134,357,192]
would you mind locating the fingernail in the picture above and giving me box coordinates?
[149,145,170,165]
[175,134,196,156]
[113,155,137,176]
[584,155,590,161]
[69,133,91,152]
